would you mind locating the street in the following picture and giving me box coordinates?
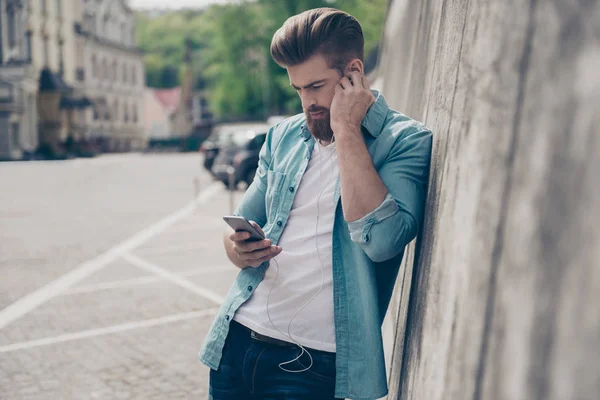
[0,153,243,399]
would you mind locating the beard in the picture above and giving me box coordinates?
[305,106,334,143]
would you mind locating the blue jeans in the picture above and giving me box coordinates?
[209,320,341,400]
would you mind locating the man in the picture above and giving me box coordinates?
[199,7,432,400]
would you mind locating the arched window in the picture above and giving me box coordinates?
[91,54,97,78]
[101,58,107,80]
[113,99,119,122]
[103,15,109,37]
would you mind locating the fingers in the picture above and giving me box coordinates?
[250,221,265,237]
[238,245,282,267]
[229,231,251,242]
[244,245,282,262]
[339,76,352,90]
[348,71,364,89]
[235,238,272,252]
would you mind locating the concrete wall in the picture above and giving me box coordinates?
[378,1,600,399]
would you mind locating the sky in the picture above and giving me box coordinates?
[129,0,236,10]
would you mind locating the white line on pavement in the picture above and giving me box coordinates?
[0,308,219,354]
[135,242,210,255]
[60,266,232,296]
[122,253,225,305]
[0,182,223,330]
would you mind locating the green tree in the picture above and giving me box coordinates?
[135,0,388,119]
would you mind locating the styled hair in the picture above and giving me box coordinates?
[270,8,364,72]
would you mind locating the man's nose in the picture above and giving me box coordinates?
[300,94,317,111]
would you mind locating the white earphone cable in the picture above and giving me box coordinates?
[265,140,337,373]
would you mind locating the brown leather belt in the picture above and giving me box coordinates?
[235,321,298,348]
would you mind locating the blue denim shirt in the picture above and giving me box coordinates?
[199,91,432,400]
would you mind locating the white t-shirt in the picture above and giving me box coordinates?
[234,141,339,352]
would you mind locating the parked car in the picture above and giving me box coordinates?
[211,124,269,189]
[200,123,267,175]
[199,132,222,173]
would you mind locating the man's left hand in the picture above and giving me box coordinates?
[330,71,376,137]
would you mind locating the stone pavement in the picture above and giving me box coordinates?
[0,181,245,399]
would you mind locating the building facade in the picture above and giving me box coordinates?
[144,86,180,140]
[78,0,146,151]
[0,0,37,160]
[32,0,95,158]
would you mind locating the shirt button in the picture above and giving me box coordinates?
[289,187,294,193]
[277,221,282,227]
[247,286,253,291]
[225,315,230,321]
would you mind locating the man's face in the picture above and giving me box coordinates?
[287,54,342,142]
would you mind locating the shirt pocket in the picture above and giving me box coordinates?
[265,169,286,221]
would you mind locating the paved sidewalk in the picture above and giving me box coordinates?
[0,183,245,399]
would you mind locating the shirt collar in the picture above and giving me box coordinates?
[299,90,389,141]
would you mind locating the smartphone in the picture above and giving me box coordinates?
[223,216,265,241]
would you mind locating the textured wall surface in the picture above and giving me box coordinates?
[377,0,600,399]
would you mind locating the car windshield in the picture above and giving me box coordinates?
[220,130,263,148]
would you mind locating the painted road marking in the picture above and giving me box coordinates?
[0,182,223,330]
[122,253,225,305]
[134,242,211,255]
[60,266,231,296]
[0,308,219,354]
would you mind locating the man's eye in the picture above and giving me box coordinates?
[312,86,323,90]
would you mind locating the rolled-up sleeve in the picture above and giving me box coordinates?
[233,127,275,228]
[347,128,432,262]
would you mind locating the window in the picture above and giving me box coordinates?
[11,123,20,150]
[93,106,99,121]
[26,31,33,62]
[131,66,136,86]
[43,37,49,66]
[123,103,129,122]
[103,15,109,36]
[91,55,97,78]
[132,105,138,123]
[122,64,127,83]
[112,60,117,81]
[41,0,47,15]
[55,0,61,17]
[86,13,96,35]
[58,42,64,76]
[102,59,107,80]
[7,7,16,48]
[113,100,119,122]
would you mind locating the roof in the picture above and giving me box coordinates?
[153,87,181,114]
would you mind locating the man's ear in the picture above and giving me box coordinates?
[344,59,365,75]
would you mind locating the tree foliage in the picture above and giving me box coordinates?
[136,0,388,119]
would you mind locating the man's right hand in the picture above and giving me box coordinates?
[229,221,282,268]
